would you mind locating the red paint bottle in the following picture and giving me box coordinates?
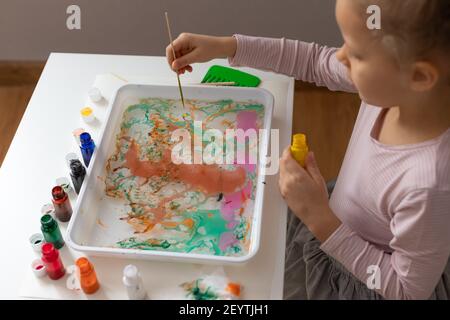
[51,186,73,222]
[41,243,66,280]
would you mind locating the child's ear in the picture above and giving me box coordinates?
[410,61,439,92]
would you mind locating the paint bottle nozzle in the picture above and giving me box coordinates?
[76,257,100,294]
[51,186,73,222]
[40,214,65,249]
[123,265,148,300]
[69,159,86,194]
[52,186,65,200]
[41,242,65,280]
[291,134,309,167]
[65,152,79,167]
[80,132,95,167]
[80,132,92,145]
[88,87,103,103]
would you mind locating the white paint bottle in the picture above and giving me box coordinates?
[123,264,148,300]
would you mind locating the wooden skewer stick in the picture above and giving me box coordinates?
[165,12,186,109]
[200,82,236,86]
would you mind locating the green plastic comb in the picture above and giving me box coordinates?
[201,65,261,87]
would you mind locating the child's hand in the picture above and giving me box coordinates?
[166,33,237,74]
[279,147,342,242]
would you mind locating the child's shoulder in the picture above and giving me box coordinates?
[403,129,450,192]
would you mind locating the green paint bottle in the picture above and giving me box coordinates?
[40,214,65,249]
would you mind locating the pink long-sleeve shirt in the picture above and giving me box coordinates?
[229,34,450,300]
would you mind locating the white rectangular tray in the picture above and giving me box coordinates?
[66,84,274,264]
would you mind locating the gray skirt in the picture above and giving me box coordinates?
[284,211,450,300]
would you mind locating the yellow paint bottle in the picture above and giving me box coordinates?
[291,134,309,167]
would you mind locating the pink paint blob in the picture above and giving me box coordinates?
[219,232,238,251]
[227,220,239,229]
[235,111,258,171]
[221,181,252,221]
[221,192,242,221]
[236,111,257,131]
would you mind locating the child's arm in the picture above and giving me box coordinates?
[165,33,356,93]
[229,34,357,93]
[280,149,450,300]
[320,189,450,300]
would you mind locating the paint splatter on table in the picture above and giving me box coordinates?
[104,98,264,256]
[181,276,242,300]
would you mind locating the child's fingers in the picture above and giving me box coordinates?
[166,36,192,70]
[305,152,327,192]
[279,148,306,198]
[172,50,198,71]
[281,147,307,175]
[171,35,186,53]
[166,44,176,68]
[279,147,290,177]
[169,34,196,68]
[305,152,320,178]
[179,65,193,73]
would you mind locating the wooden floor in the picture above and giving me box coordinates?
[0,62,360,180]
[293,81,361,181]
[0,62,45,167]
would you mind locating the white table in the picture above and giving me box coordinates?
[0,53,294,299]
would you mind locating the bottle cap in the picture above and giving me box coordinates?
[80,107,95,124]
[29,233,44,253]
[55,177,72,193]
[31,259,47,278]
[123,264,139,286]
[41,203,55,216]
[88,87,103,103]
[73,128,86,146]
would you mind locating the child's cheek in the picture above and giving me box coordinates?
[349,65,372,101]
[352,64,393,106]
[371,69,405,107]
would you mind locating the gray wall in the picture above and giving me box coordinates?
[0,0,342,61]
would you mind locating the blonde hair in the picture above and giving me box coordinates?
[359,0,450,62]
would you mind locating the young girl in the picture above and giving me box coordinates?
[166,0,450,300]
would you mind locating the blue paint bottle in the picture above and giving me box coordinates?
[80,132,95,167]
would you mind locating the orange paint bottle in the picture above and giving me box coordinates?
[76,257,100,294]
[291,134,309,167]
